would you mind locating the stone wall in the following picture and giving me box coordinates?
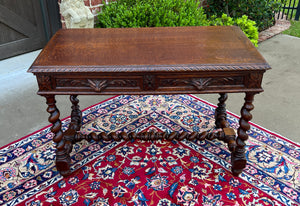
[58,0,105,28]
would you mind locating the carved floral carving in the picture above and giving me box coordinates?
[190,78,212,90]
[87,79,108,92]
[143,75,156,90]
[56,79,138,92]
[160,77,240,91]
[37,75,52,90]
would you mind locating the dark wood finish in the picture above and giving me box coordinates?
[30,27,268,68]
[45,95,71,177]
[232,92,256,176]
[70,95,82,131]
[74,130,236,151]
[28,26,270,177]
[215,93,230,128]
[63,95,82,154]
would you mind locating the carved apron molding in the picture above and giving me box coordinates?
[160,77,239,91]
[37,75,52,90]
[56,79,138,92]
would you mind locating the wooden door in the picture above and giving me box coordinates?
[0,0,47,60]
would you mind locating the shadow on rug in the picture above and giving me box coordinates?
[0,95,299,206]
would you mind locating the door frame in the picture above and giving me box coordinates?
[0,0,61,60]
[40,0,62,41]
[0,1,46,59]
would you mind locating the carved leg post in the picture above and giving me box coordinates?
[214,93,236,152]
[45,95,71,177]
[64,95,82,154]
[70,95,82,131]
[215,93,230,128]
[231,92,255,176]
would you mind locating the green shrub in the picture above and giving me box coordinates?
[235,15,259,47]
[204,0,283,31]
[96,0,258,47]
[96,0,209,28]
[210,14,259,47]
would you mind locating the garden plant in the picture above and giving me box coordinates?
[204,0,284,31]
[96,0,279,46]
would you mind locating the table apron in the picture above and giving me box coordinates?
[35,71,265,95]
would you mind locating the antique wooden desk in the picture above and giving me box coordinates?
[28,26,270,177]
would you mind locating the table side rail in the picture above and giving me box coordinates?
[34,71,265,95]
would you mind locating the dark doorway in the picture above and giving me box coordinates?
[0,0,61,60]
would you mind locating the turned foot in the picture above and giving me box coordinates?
[55,154,72,177]
[231,158,247,176]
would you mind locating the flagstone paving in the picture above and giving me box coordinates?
[258,17,291,42]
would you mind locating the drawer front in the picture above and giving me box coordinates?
[36,72,263,95]
[156,75,245,92]
[55,77,141,93]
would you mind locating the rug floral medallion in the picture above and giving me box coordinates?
[0,95,299,206]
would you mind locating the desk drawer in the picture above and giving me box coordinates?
[55,77,141,93]
[157,75,245,92]
[36,72,263,95]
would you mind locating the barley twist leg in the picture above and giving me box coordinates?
[45,95,71,177]
[231,92,255,176]
[64,95,83,154]
[70,95,82,131]
[215,93,230,128]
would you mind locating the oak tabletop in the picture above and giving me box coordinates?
[28,26,270,73]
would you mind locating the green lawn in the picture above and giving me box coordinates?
[282,20,300,38]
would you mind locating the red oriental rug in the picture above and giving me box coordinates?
[0,95,299,206]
